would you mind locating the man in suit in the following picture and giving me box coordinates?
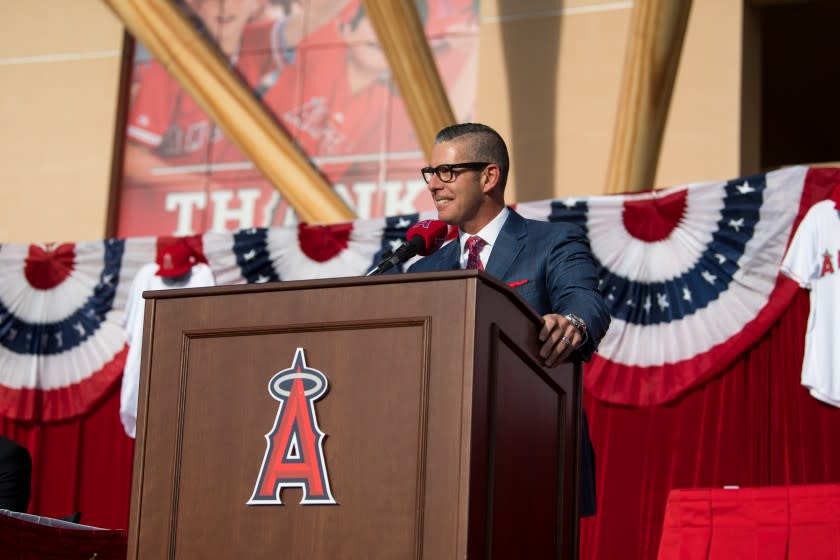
[409,122,610,516]
[0,436,32,512]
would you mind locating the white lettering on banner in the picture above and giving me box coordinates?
[262,191,281,227]
[280,205,298,226]
[184,122,209,153]
[211,188,261,232]
[384,180,427,216]
[165,192,207,236]
[333,183,353,209]
[165,127,183,152]
[161,180,429,235]
[334,182,376,219]
[283,98,346,155]
[354,182,376,218]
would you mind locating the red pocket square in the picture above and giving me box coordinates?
[507,279,529,288]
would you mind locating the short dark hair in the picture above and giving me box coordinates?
[435,123,510,189]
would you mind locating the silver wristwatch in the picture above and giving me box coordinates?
[564,313,588,344]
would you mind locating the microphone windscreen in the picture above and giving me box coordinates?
[406,220,449,256]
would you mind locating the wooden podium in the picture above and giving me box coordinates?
[128,271,583,559]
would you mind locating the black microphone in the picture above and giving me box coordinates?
[366,220,448,276]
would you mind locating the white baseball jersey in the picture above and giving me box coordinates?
[781,199,840,406]
[119,262,215,437]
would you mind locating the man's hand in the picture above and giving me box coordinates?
[538,313,582,367]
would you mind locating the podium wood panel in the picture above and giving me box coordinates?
[128,271,581,559]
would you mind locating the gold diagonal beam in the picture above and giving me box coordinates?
[362,0,457,159]
[103,0,355,223]
[605,0,692,193]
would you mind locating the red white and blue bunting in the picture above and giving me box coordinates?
[520,166,837,404]
[0,237,156,421]
[1,165,837,420]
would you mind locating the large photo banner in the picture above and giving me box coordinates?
[116,0,479,237]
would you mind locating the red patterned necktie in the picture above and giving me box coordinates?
[465,236,486,271]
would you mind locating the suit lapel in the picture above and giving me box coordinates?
[436,238,462,270]
[485,210,527,280]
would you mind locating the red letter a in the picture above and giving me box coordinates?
[821,251,835,277]
[248,349,336,505]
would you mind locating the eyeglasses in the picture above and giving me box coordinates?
[420,162,491,184]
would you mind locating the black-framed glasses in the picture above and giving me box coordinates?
[421,162,491,184]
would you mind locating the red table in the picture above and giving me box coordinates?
[0,510,127,560]
[658,484,840,559]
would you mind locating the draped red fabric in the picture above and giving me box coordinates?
[0,286,838,560]
[580,287,840,559]
[0,513,127,560]
[0,383,134,529]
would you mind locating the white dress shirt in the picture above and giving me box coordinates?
[458,207,510,269]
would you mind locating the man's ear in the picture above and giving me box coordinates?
[481,164,501,194]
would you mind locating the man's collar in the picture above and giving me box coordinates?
[458,207,510,253]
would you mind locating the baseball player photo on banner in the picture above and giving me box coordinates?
[116,0,479,238]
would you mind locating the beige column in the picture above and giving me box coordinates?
[605,0,692,194]
[362,0,456,158]
[102,0,355,223]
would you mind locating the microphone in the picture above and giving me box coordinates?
[366,220,448,276]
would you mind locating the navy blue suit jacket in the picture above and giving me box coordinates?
[409,210,609,358]
[409,210,609,516]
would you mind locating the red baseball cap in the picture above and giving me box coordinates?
[155,242,196,278]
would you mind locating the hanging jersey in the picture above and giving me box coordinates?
[781,199,840,406]
[119,262,216,437]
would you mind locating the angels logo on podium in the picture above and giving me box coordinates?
[248,348,337,505]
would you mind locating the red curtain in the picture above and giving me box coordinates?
[0,381,134,529]
[0,513,127,560]
[2,284,839,560]
[581,286,840,559]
